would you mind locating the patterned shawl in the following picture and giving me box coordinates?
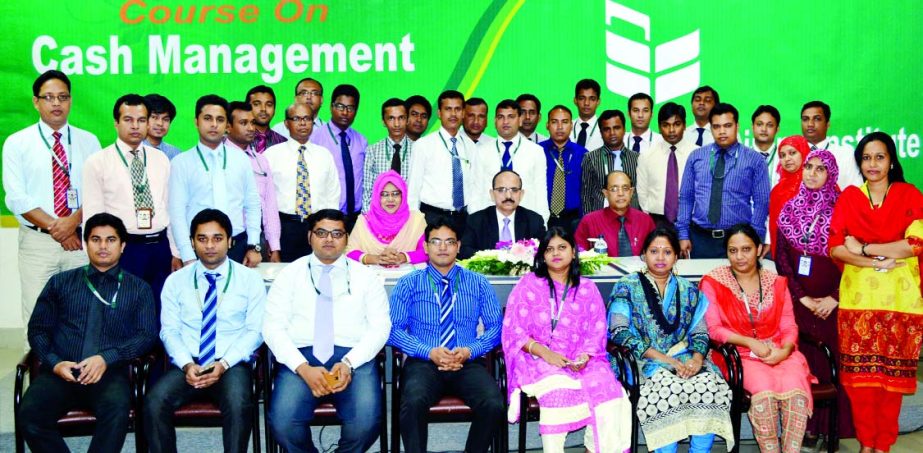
[769,136,811,254]
[777,149,840,256]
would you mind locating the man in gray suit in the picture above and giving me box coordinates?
[581,109,639,213]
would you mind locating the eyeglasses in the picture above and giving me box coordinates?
[37,93,71,103]
[297,90,322,98]
[312,228,346,239]
[286,116,313,124]
[427,238,459,247]
[492,187,522,195]
[606,185,632,193]
[380,190,402,199]
[333,102,357,113]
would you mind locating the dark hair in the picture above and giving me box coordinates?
[83,213,128,243]
[491,169,522,188]
[854,131,905,183]
[516,93,541,112]
[190,209,232,238]
[332,84,360,108]
[548,104,573,119]
[691,85,719,104]
[657,102,686,124]
[495,99,521,115]
[533,227,582,289]
[144,94,177,120]
[465,97,487,109]
[307,209,347,231]
[228,101,252,123]
[295,77,323,95]
[708,103,739,123]
[627,92,653,111]
[574,79,601,97]
[381,97,406,118]
[437,90,465,109]
[598,109,625,125]
[801,100,831,121]
[424,216,462,241]
[112,94,148,121]
[751,105,781,125]
[195,94,229,119]
[640,227,680,256]
[404,94,432,117]
[33,70,70,97]
[723,223,764,268]
[246,85,276,103]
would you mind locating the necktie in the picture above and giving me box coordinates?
[439,277,456,349]
[550,149,567,215]
[610,149,623,172]
[51,131,71,217]
[254,130,267,154]
[632,136,642,152]
[501,141,513,170]
[313,264,335,363]
[391,143,402,173]
[695,128,705,147]
[811,144,818,151]
[500,217,512,242]
[129,150,154,215]
[296,145,312,218]
[577,123,589,147]
[449,137,464,210]
[198,272,220,366]
[664,145,679,222]
[707,149,727,225]
[617,216,633,257]
[339,131,356,215]
[81,273,105,360]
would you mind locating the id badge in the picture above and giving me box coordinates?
[66,188,79,209]
[136,208,153,230]
[798,255,812,276]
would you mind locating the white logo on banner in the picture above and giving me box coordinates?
[604,1,700,103]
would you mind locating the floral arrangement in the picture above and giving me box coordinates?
[459,238,616,276]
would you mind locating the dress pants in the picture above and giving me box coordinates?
[120,230,171,313]
[689,223,729,259]
[19,368,131,453]
[420,203,468,238]
[399,358,505,453]
[547,208,581,235]
[228,232,249,263]
[279,214,313,262]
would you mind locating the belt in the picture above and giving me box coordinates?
[420,203,467,215]
[26,225,83,236]
[126,230,167,244]
[279,212,310,223]
[692,223,728,239]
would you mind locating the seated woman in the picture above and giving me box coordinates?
[346,170,426,265]
[502,227,631,453]
[700,223,815,453]
[609,227,734,453]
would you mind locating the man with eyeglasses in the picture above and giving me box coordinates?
[309,84,367,231]
[575,171,655,257]
[271,77,325,139]
[389,216,504,453]
[264,209,391,453]
[460,169,547,259]
[264,103,340,262]
[3,70,100,348]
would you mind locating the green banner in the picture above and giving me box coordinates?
[2,0,921,219]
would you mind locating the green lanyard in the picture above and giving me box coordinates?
[83,266,123,309]
[327,123,349,147]
[495,135,521,159]
[572,118,598,140]
[195,144,227,171]
[193,261,234,309]
[114,142,149,189]
[37,123,72,174]
[763,143,777,168]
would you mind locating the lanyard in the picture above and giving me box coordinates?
[193,262,234,310]
[437,130,468,163]
[114,143,150,188]
[547,280,572,332]
[864,182,892,208]
[800,214,822,254]
[731,269,763,338]
[244,146,268,177]
[550,145,574,173]
[495,136,521,159]
[195,144,227,172]
[428,272,459,308]
[37,123,72,174]
[308,260,352,296]
[83,266,122,308]
[571,118,598,140]
[327,123,350,147]
[390,136,409,160]
[708,144,739,179]
[763,143,778,168]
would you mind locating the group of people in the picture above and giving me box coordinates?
[4,67,923,453]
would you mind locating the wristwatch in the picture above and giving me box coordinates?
[341,357,354,374]
[247,244,262,253]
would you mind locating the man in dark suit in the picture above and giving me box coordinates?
[581,109,639,213]
[460,170,547,259]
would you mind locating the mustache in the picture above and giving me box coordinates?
[502,198,514,203]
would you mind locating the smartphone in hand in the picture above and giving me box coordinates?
[195,364,216,377]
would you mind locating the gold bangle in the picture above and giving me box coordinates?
[527,340,536,355]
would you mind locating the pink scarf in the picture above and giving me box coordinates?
[365,170,410,239]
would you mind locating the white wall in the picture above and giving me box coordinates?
[0,227,23,328]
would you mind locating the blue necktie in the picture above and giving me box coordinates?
[198,272,219,366]
[439,277,456,349]
[501,141,513,170]
[632,136,642,152]
[339,131,356,215]
[617,216,633,257]
[696,127,705,147]
[450,137,464,210]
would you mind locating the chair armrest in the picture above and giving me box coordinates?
[14,353,32,413]
[798,330,838,386]
[606,341,640,404]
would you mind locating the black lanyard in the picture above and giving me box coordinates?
[548,280,572,332]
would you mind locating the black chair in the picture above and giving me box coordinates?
[263,349,388,453]
[14,351,146,453]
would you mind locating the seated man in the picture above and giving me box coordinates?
[575,171,655,257]
[145,208,266,453]
[263,209,391,453]
[460,170,546,259]
[389,217,505,453]
[20,213,158,453]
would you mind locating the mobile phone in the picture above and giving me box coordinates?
[323,371,340,387]
[196,364,216,376]
[71,367,81,379]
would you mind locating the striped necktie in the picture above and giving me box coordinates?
[51,131,71,217]
[296,145,312,218]
[129,150,154,214]
[439,277,456,349]
[198,272,220,366]
[449,137,464,210]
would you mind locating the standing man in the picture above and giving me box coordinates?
[272,77,325,138]
[264,209,391,453]
[3,70,99,343]
[571,79,603,150]
[462,97,493,145]
[168,95,262,266]
[362,98,413,212]
[310,84,367,230]
[637,102,696,226]
[801,100,863,188]
[82,94,173,307]
[581,109,639,213]
[390,217,505,452]
[460,170,547,259]
[575,171,655,257]
[264,104,340,262]
[407,90,475,233]
[145,209,265,453]
[516,93,547,143]
[224,101,281,262]
[683,86,719,147]
[676,103,770,258]
[20,213,158,453]
[751,105,781,185]
[404,95,431,142]
[624,92,661,153]
[143,94,183,160]
[540,105,586,233]
[246,85,288,153]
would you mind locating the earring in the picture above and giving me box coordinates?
[891,164,894,169]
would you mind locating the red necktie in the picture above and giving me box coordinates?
[51,131,71,217]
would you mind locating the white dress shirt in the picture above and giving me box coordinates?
[623,128,662,153]
[263,254,391,372]
[463,130,495,146]
[271,117,325,140]
[812,138,864,189]
[407,127,477,211]
[2,121,100,225]
[496,209,516,240]
[636,138,696,215]
[263,139,340,214]
[523,132,548,144]
[684,123,714,147]
[470,134,550,221]
[571,115,603,151]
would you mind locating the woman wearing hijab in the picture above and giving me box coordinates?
[768,136,811,256]
[346,170,427,265]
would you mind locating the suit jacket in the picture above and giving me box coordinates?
[460,206,547,259]
[580,146,640,213]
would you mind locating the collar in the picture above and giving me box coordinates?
[116,137,143,153]
[329,123,350,136]
[87,264,122,280]
[288,139,311,150]
[604,206,633,222]
[495,207,517,224]
[387,136,407,147]
[630,128,650,139]
[309,253,348,271]
[691,121,710,129]
[223,137,250,153]
[39,119,69,136]
[463,129,481,143]
[197,140,222,154]
[439,126,459,139]
[605,145,623,154]
[714,142,740,157]
[578,115,597,126]
[142,138,164,150]
[197,258,231,279]
[426,262,459,281]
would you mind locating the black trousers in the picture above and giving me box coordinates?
[547,208,581,235]
[228,232,248,263]
[689,223,729,258]
[649,213,679,232]
[279,214,312,262]
[121,230,171,312]
[420,203,468,236]
[399,358,504,453]
[19,368,132,453]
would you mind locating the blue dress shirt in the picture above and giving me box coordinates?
[540,139,587,213]
[143,138,182,160]
[310,122,367,213]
